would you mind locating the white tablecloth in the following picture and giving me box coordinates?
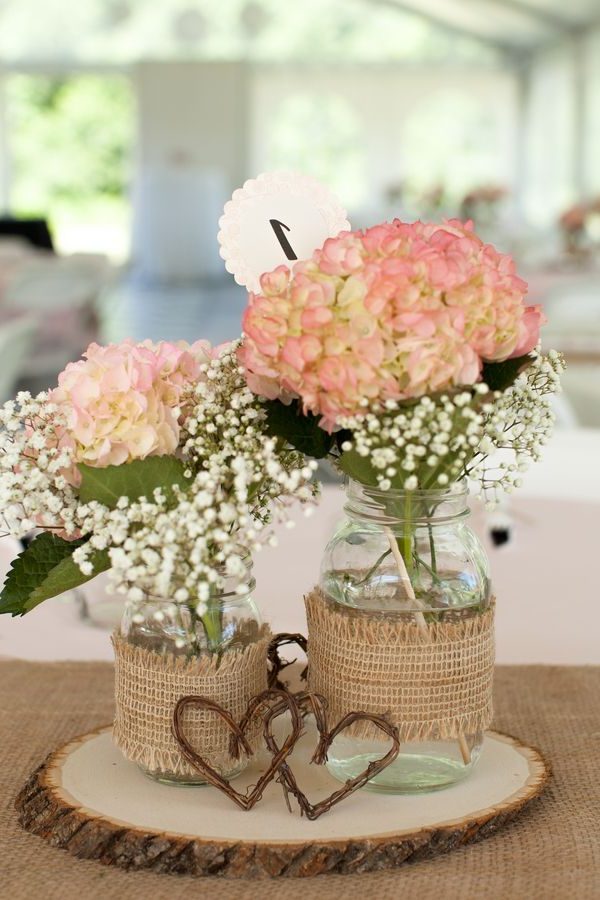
[1,429,599,665]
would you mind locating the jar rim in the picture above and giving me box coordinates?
[344,477,469,524]
[346,476,468,500]
[141,575,257,605]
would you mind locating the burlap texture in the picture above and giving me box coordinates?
[1,659,599,898]
[306,588,494,742]
[113,629,270,777]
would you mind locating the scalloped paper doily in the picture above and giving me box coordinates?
[218,171,350,292]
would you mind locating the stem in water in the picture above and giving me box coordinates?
[201,585,223,653]
[355,548,393,586]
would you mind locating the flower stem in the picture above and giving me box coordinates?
[414,554,442,586]
[427,522,437,574]
[176,602,201,659]
[354,548,393,586]
[201,587,223,654]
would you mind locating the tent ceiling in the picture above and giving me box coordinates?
[374,0,600,50]
[0,0,598,65]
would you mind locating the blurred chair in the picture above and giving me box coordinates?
[558,365,600,429]
[0,217,54,251]
[0,238,32,297]
[0,316,38,403]
[551,391,579,428]
[536,270,600,428]
[3,255,111,385]
[3,255,108,313]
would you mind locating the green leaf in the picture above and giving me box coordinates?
[78,456,191,508]
[481,354,535,392]
[0,533,109,616]
[26,548,110,612]
[263,399,334,459]
[337,447,380,487]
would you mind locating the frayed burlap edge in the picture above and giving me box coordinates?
[305,588,494,742]
[112,626,271,778]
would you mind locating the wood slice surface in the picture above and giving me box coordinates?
[16,725,550,879]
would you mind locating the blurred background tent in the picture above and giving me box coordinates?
[0,1,599,659]
[0,0,598,422]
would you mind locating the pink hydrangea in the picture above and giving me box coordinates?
[240,219,543,429]
[49,339,215,483]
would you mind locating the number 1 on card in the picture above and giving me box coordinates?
[269,219,298,261]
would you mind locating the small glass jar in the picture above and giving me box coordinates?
[76,570,124,630]
[119,555,263,785]
[319,478,491,794]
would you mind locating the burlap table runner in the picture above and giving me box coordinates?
[1,659,599,899]
[113,629,271,778]
[306,588,495,741]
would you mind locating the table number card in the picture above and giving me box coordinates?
[218,171,350,292]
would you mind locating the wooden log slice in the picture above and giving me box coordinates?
[16,725,550,879]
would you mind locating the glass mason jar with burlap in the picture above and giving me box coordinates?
[113,554,270,785]
[312,478,493,793]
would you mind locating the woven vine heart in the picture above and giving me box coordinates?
[172,688,302,811]
[172,633,399,819]
[264,690,401,821]
[267,632,308,690]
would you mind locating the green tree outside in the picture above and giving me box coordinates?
[6,74,134,258]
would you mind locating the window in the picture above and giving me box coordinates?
[401,87,511,203]
[264,91,367,209]
[6,73,134,259]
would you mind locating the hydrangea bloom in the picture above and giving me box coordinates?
[241,219,544,429]
[48,339,213,480]
[0,343,317,603]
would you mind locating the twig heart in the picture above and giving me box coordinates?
[172,635,399,819]
[267,632,308,690]
[264,691,401,820]
[172,688,302,811]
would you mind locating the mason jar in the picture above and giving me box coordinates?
[116,554,266,785]
[315,478,493,794]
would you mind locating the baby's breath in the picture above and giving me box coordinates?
[336,352,565,504]
[0,344,317,602]
[0,392,80,538]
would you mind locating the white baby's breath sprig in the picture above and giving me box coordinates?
[468,349,565,505]
[336,352,565,504]
[0,391,80,539]
[0,343,318,604]
[75,345,318,600]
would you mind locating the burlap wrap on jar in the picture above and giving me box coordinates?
[112,627,271,778]
[305,589,494,742]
